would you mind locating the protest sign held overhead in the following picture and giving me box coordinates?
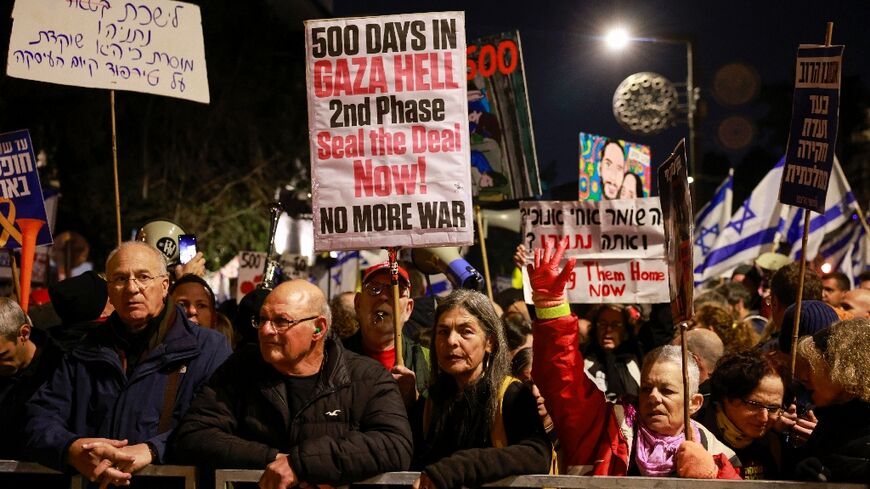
[467,31,541,202]
[657,140,694,323]
[0,130,52,249]
[7,0,210,104]
[520,198,669,304]
[236,251,267,302]
[779,44,844,213]
[306,12,472,252]
[579,132,651,201]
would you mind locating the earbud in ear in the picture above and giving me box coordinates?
[314,327,322,334]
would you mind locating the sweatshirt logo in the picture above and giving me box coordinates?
[325,409,341,417]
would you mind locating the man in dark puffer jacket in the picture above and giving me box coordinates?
[171,279,413,488]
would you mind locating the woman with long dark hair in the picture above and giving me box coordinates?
[411,289,551,489]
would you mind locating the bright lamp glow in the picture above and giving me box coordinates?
[605,27,630,50]
[820,262,832,274]
[687,176,695,184]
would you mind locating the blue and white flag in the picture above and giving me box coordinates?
[697,158,789,283]
[783,157,858,261]
[693,169,733,285]
[840,220,869,287]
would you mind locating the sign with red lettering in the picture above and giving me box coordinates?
[520,199,669,303]
[305,12,472,251]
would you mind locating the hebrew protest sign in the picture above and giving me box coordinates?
[0,130,53,249]
[779,44,844,213]
[8,0,209,103]
[520,198,669,303]
[306,12,472,252]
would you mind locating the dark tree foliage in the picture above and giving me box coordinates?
[0,1,313,268]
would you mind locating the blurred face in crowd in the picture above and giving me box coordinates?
[258,280,326,374]
[172,282,215,328]
[795,354,851,407]
[596,307,626,351]
[435,306,493,390]
[841,289,870,319]
[639,359,702,436]
[821,278,847,308]
[722,374,785,438]
[0,326,33,377]
[600,142,625,200]
[355,271,413,350]
[107,244,169,330]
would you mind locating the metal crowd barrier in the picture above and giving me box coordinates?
[213,470,870,489]
[0,460,196,489]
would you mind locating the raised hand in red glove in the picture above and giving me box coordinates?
[528,236,576,309]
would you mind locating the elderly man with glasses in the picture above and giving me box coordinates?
[24,241,231,485]
[343,263,430,408]
[172,279,413,489]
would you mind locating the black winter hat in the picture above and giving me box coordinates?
[48,271,108,324]
[779,300,839,354]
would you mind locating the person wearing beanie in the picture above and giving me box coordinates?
[778,300,839,355]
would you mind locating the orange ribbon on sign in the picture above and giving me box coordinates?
[0,198,23,247]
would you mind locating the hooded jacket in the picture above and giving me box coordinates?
[24,303,231,469]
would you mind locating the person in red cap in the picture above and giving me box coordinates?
[343,263,430,408]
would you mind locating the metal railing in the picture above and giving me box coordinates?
[0,460,196,489]
[213,470,870,489]
[4,463,868,489]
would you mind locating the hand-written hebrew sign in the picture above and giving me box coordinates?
[8,0,209,104]
[520,199,669,303]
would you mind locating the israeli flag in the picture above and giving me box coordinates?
[693,169,733,286]
[841,222,869,287]
[782,157,858,261]
[697,158,789,284]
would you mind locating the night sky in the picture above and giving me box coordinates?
[335,0,870,207]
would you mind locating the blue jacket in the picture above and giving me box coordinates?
[24,303,231,470]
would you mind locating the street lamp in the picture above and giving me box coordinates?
[604,28,699,185]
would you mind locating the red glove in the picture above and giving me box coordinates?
[527,236,576,309]
[676,440,718,479]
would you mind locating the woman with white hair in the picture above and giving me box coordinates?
[529,237,741,478]
[793,318,870,482]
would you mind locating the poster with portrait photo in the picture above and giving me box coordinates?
[579,132,651,201]
[657,140,694,324]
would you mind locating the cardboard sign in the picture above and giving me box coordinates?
[235,251,267,303]
[779,45,844,213]
[8,0,209,104]
[0,130,53,249]
[305,12,472,252]
[467,31,541,201]
[657,140,694,323]
[520,199,669,304]
[579,132,651,201]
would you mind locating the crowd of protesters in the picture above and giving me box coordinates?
[1,226,870,488]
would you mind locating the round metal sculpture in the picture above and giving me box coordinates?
[612,72,679,135]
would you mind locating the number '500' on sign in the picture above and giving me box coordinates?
[466,40,517,79]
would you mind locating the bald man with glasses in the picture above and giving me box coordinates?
[24,241,231,486]
[172,279,412,489]
[343,263,430,407]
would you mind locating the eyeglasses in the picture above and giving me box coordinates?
[108,273,166,290]
[363,281,409,297]
[252,315,319,333]
[741,398,783,417]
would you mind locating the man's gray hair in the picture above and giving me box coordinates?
[0,297,30,339]
[106,241,169,275]
[643,344,700,395]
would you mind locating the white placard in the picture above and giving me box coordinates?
[520,199,669,304]
[8,0,209,104]
[306,12,472,251]
[235,251,266,303]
